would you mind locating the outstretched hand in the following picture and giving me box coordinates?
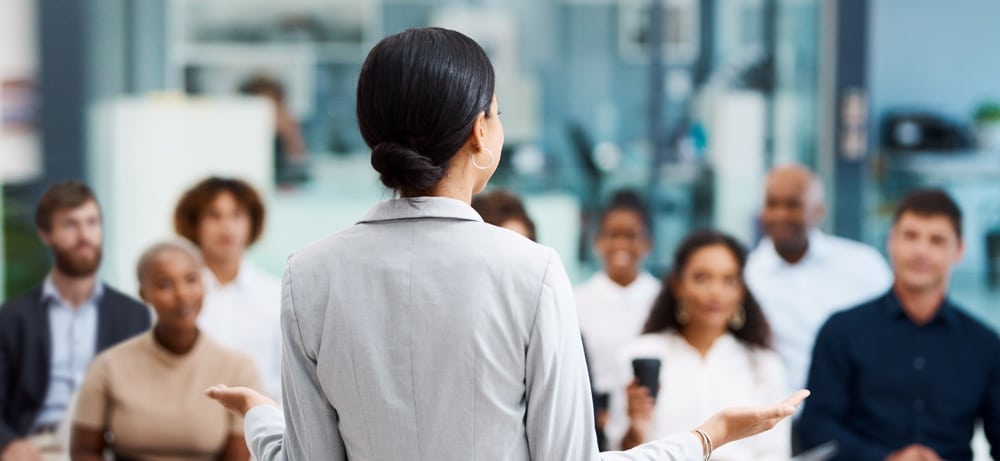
[205,384,277,416]
[698,389,810,448]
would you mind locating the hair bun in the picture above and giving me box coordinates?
[370,142,445,195]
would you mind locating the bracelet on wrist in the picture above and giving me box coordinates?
[693,428,713,461]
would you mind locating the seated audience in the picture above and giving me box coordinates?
[576,190,660,449]
[471,189,537,241]
[745,164,893,394]
[575,190,660,395]
[0,182,150,461]
[606,230,789,461]
[70,240,262,461]
[174,177,282,401]
[800,189,999,460]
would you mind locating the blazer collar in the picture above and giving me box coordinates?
[358,197,484,224]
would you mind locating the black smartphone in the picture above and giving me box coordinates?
[594,392,610,412]
[632,357,661,399]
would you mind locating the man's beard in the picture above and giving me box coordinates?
[52,243,103,277]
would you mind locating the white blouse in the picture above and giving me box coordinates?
[575,271,660,393]
[198,260,283,401]
[605,332,791,460]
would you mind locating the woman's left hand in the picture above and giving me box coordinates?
[205,384,277,416]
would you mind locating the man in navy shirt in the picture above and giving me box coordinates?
[800,189,999,461]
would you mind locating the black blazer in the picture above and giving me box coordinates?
[0,284,151,449]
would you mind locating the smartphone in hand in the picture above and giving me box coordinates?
[632,358,661,399]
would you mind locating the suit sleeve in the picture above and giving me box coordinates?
[244,255,347,461]
[522,251,705,461]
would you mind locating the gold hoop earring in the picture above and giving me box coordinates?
[729,305,746,330]
[472,147,495,170]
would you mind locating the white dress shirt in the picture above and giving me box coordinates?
[35,275,102,429]
[198,261,282,400]
[605,332,790,461]
[576,271,660,393]
[745,230,893,393]
[239,197,708,460]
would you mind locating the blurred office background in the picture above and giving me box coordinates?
[1,0,998,331]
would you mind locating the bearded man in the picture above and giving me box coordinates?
[0,181,151,461]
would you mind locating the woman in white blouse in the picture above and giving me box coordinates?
[608,230,791,460]
[205,28,806,461]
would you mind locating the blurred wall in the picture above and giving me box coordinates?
[867,0,1000,278]
[869,0,1000,122]
[380,2,654,194]
[0,0,36,77]
[0,0,41,183]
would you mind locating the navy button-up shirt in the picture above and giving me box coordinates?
[800,290,999,461]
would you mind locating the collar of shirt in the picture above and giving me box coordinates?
[358,197,485,224]
[880,289,958,328]
[202,259,258,291]
[666,330,742,361]
[41,273,105,308]
[755,229,834,272]
[592,271,660,300]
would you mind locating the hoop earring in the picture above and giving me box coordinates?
[472,147,495,170]
[729,305,746,330]
[676,302,690,325]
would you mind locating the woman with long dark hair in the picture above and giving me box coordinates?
[607,231,790,460]
[205,28,806,460]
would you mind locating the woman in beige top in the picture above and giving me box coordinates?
[70,240,262,461]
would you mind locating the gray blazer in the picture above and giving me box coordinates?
[244,197,704,460]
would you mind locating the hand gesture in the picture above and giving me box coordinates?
[697,389,810,448]
[205,384,277,416]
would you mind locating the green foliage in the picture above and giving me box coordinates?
[2,189,49,300]
[973,102,1000,123]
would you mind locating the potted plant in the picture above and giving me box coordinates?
[973,101,1000,150]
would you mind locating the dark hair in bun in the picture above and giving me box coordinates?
[369,142,444,193]
[358,28,496,197]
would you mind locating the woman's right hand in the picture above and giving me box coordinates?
[696,390,810,449]
[205,384,277,416]
[625,379,656,434]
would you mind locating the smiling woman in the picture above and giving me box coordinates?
[575,189,659,396]
[173,177,283,402]
[605,230,788,460]
[69,240,262,461]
